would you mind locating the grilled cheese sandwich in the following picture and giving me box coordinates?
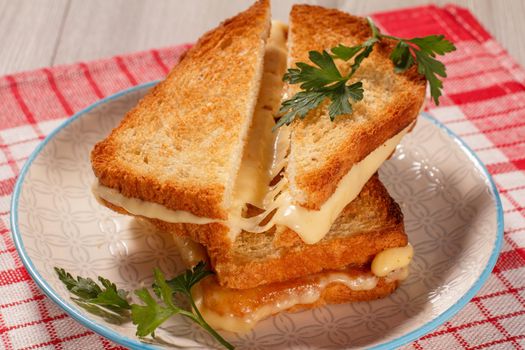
[90,1,427,335]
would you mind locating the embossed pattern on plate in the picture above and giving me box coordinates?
[11,84,502,350]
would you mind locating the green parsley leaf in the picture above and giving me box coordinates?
[349,37,378,75]
[405,35,455,104]
[54,267,130,310]
[329,37,378,75]
[274,90,328,129]
[163,262,234,350]
[408,35,456,56]
[283,50,343,90]
[164,261,213,296]
[381,32,455,104]
[55,264,234,350]
[390,41,415,73]
[327,82,364,121]
[55,267,101,299]
[414,50,447,105]
[275,17,456,128]
[331,44,362,61]
[93,276,131,310]
[132,269,180,337]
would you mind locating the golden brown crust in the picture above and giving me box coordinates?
[91,0,271,220]
[200,266,399,319]
[286,5,426,209]
[209,175,407,289]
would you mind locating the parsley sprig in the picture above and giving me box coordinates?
[275,17,456,129]
[55,267,131,324]
[55,262,234,350]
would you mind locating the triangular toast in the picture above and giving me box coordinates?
[285,5,426,210]
[91,0,271,220]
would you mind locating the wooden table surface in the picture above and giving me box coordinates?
[1,0,524,76]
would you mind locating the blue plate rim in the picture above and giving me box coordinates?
[10,81,503,350]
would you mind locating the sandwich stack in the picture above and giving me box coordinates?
[91,0,426,332]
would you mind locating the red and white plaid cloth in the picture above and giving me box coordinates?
[0,5,523,349]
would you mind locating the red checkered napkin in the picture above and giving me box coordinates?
[0,5,524,350]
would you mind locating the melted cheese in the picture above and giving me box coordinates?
[194,268,410,333]
[92,123,413,243]
[172,236,207,267]
[92,183,217,224]
[372,243,414,277]
[263,123,413,244]
[195,272,378,333]
[171,234,412,334]
[385,266,409,282]
[232,21,288,211]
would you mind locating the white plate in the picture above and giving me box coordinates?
[11,82,503,350]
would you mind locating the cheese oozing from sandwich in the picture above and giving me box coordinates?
[171,236,411,334]
[92,20,415,245]
[93,122,413,243]
[372,243,413,277]
[232,122,414,244]
[93,124,413,244]
[193,271,382,333]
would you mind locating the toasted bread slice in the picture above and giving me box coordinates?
[95,18,289,253]
[91,0,271,220]
[285,5,426,210]
[196,265,399,333]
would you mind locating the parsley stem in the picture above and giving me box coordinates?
[187,297,234,350]
[366,17,380,39]
[378,33,402,41]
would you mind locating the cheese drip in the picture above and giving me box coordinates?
[372,243,413,277]
[172,236,207,267]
